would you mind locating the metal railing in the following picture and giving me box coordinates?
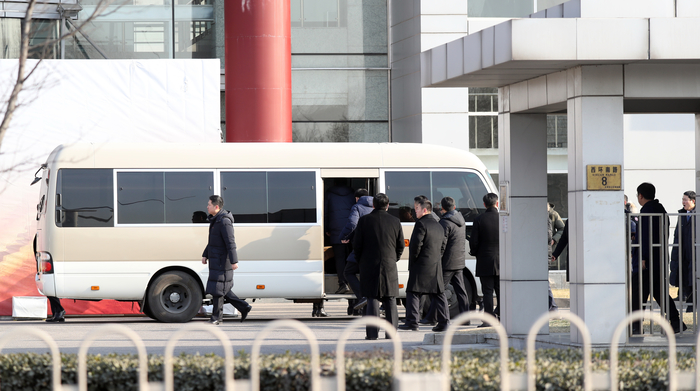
[627,212,698,337]
[3,311,700,390]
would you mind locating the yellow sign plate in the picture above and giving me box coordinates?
[586,165,622,190]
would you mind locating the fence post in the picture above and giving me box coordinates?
[526,312,593,391]
[610,311,676,391]
[440,312,509,391]
[76,324,150,391]
[250,319,320,391]
[0,326,63,390]
[163,323,235,391]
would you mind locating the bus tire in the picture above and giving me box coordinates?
[146,271,202,323]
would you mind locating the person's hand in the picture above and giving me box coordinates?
[201,257,207,264]
[642,260,647,270]
[341,239,349,244]
[232,263,239,271]
[551,255,556,262]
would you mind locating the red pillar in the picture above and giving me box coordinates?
[225,0,292,142]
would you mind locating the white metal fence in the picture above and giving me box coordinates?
[2,310,700,390]
[627,212,698,337]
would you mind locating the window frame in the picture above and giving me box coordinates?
[379,168,492,226]
[114,169,215,227]
[217,169,322,226]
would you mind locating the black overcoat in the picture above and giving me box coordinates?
[407,214,446,293]
[469,206,500,277]
[353,209,404,298]
[440,210,466,271]
[202,210,238,296]
[671,207,696,288]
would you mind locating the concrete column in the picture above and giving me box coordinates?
[498,106,549,335]
[566,65,626,344]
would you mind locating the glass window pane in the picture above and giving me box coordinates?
[468,117,477,149]
[118,172,165,224]
[174,20,215,59]
[292,122,389,142]
[292,0,387,54]
[385,171,430,222]
[556,115,568,148]
[57,169,114,227]
[292,70,388,121]
[164,172,213,223]
[476,116,494,148]
[221,172,268,224]
[267,172,317,223]
[432,171,489,223]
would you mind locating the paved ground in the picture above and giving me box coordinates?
[0,299,485,356]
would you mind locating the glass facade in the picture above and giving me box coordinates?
[291,0,389,142]
[64,0,215,59]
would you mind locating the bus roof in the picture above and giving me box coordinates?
[47,142,489,171]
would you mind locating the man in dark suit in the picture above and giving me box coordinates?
[422,196,470,325]
[633,182,685,333]
[399,196,449,332]
[202,195,252,325]
[353,193,405,340]
[469,193,500,325]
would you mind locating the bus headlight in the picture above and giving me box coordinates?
[35,251,54,274]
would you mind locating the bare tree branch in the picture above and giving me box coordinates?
[0,0,37,149]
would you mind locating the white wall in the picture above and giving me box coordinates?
[623,114,695,216]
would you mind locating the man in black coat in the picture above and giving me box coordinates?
[469,193,500,323]
[670,190,696,310]
[353,193,404,340]
[632,182,684,333]
[399,196,449,332]
[202,195,252,325]
[422,197,470,325]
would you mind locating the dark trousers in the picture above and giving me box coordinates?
[344,255,363,300]
[332,243,350,284]
[405,291,448,327]
[48,296,64,316]
[480,275,500,317]
[631,269,680,330]
[211,289,250,322]
[366,296,397,339]
[424,269,470,322]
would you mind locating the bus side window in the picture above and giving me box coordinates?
[56,169,114,227]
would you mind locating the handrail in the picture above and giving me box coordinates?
[250,319,321,391]
[441,312,509,391]
[527,312,593,391]
[77,324,150,391]
[0,327,63,390]
[163,323,235,391]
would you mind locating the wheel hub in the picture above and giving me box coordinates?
[169,291,181,303]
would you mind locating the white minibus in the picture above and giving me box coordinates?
[33,142,497,322]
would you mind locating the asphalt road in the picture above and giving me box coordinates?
[0,299,482,357]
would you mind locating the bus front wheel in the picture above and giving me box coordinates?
[146,271,202,323]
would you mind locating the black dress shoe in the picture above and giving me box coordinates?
[317,308,330,317]
[364,336,378,340]
[240,306,251,322]
[418,318,436,326]
[432,324,449,332]
[477,323,492,328]
[398,323,419,331]
[353,297,368,311]
[335,283,350,294]
[208,319,221,325]
[46,310,65,323]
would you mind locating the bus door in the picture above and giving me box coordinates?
[320,169,378,296]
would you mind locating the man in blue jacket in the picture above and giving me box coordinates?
[340,189,373,313]
[202,195,252,325]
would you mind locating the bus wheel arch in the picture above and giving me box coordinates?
[144,268,204,323]
[462,267,479,311]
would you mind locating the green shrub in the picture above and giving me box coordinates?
[0,348,695,391]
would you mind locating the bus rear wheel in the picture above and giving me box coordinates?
[146,271,202,323]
